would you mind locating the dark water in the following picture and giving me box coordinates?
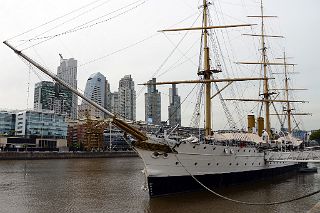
[0,157,319,213]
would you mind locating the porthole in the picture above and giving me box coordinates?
[238,150,240,152]
[254,150,256,153]
[151,152,159,159]
[208,163,211,166]
[252,163,254,165]
[213,147,216,150]
[193,146,196,149]
[243,150,246,152]
[229,163,232,166]
[204,146,206,149]
[194,162,198,166]
[245,163,247,166]
[175,162,179,165]
[259,163,261,165]
[236,163,239,166]
[249,150,251,152]
[217,163,219,166]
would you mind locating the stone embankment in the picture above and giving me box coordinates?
[0,151,138,160]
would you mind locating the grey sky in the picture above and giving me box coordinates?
[0,0,319,131]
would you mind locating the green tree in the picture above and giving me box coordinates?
[310,129,320,142]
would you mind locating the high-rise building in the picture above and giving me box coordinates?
[118,75,136,121]
[168,84,181,126]
[34,81,55,111]
[145,78,161,125]
[81,72,110,119]
[57,56,78,120]
[34,81,72,116]
[110,92,119,115]
[105,80,111,112]
[53,84,73,116]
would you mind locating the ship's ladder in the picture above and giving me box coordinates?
[266,150,320,163]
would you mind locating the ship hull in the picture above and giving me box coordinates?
[147,163,300,197]
[135,139,304,197]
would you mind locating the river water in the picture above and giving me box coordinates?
[0,157,319,213]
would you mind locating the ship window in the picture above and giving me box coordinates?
[243,150,246,152]
[204,146,206,149]
[249,150,251,152]
[238,150,240,152]
[213,147,216,150]
[252,163,254,165]
[194,162,198,166]
[259,163,261,165]
[216,163,219,166]
[175,162,179,165]
[245,163,247,166]
[193,146,196,149]
[236,163,239,166]
[254,150,256,153]
[229,163,232,166]
[208,163,211,166]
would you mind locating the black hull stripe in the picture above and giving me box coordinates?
[148,164,302,197]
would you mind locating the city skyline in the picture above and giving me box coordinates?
[0,0,319,130]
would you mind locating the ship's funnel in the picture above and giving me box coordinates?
[247,114,255,133]
[257,117,264,137]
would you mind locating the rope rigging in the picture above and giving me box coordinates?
[7,0,107,41]
[21,0,148,51]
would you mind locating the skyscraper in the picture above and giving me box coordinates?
[110,92,119,115]
[34,81,72,116]
[118,75,136,121]
[168,84,181,126]
[57,56,78,120]
[34,81,55,111]
[145,78,161,125]
[81,72,110,119]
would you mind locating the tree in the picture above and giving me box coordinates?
[310,129,320,142]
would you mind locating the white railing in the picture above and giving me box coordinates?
[267,150,320,163]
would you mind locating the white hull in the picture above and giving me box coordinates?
[135,139,300,196]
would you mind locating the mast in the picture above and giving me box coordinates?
[203,0,212,136]
[148,1,254,137]
[282,52,292,133]
[260,0,271,136]
[237,0,282,137]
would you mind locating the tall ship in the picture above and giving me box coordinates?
[4,0,309,197]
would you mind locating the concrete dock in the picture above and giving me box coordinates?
[0,151,138,160]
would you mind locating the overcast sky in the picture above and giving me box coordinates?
[0,0,319,131]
